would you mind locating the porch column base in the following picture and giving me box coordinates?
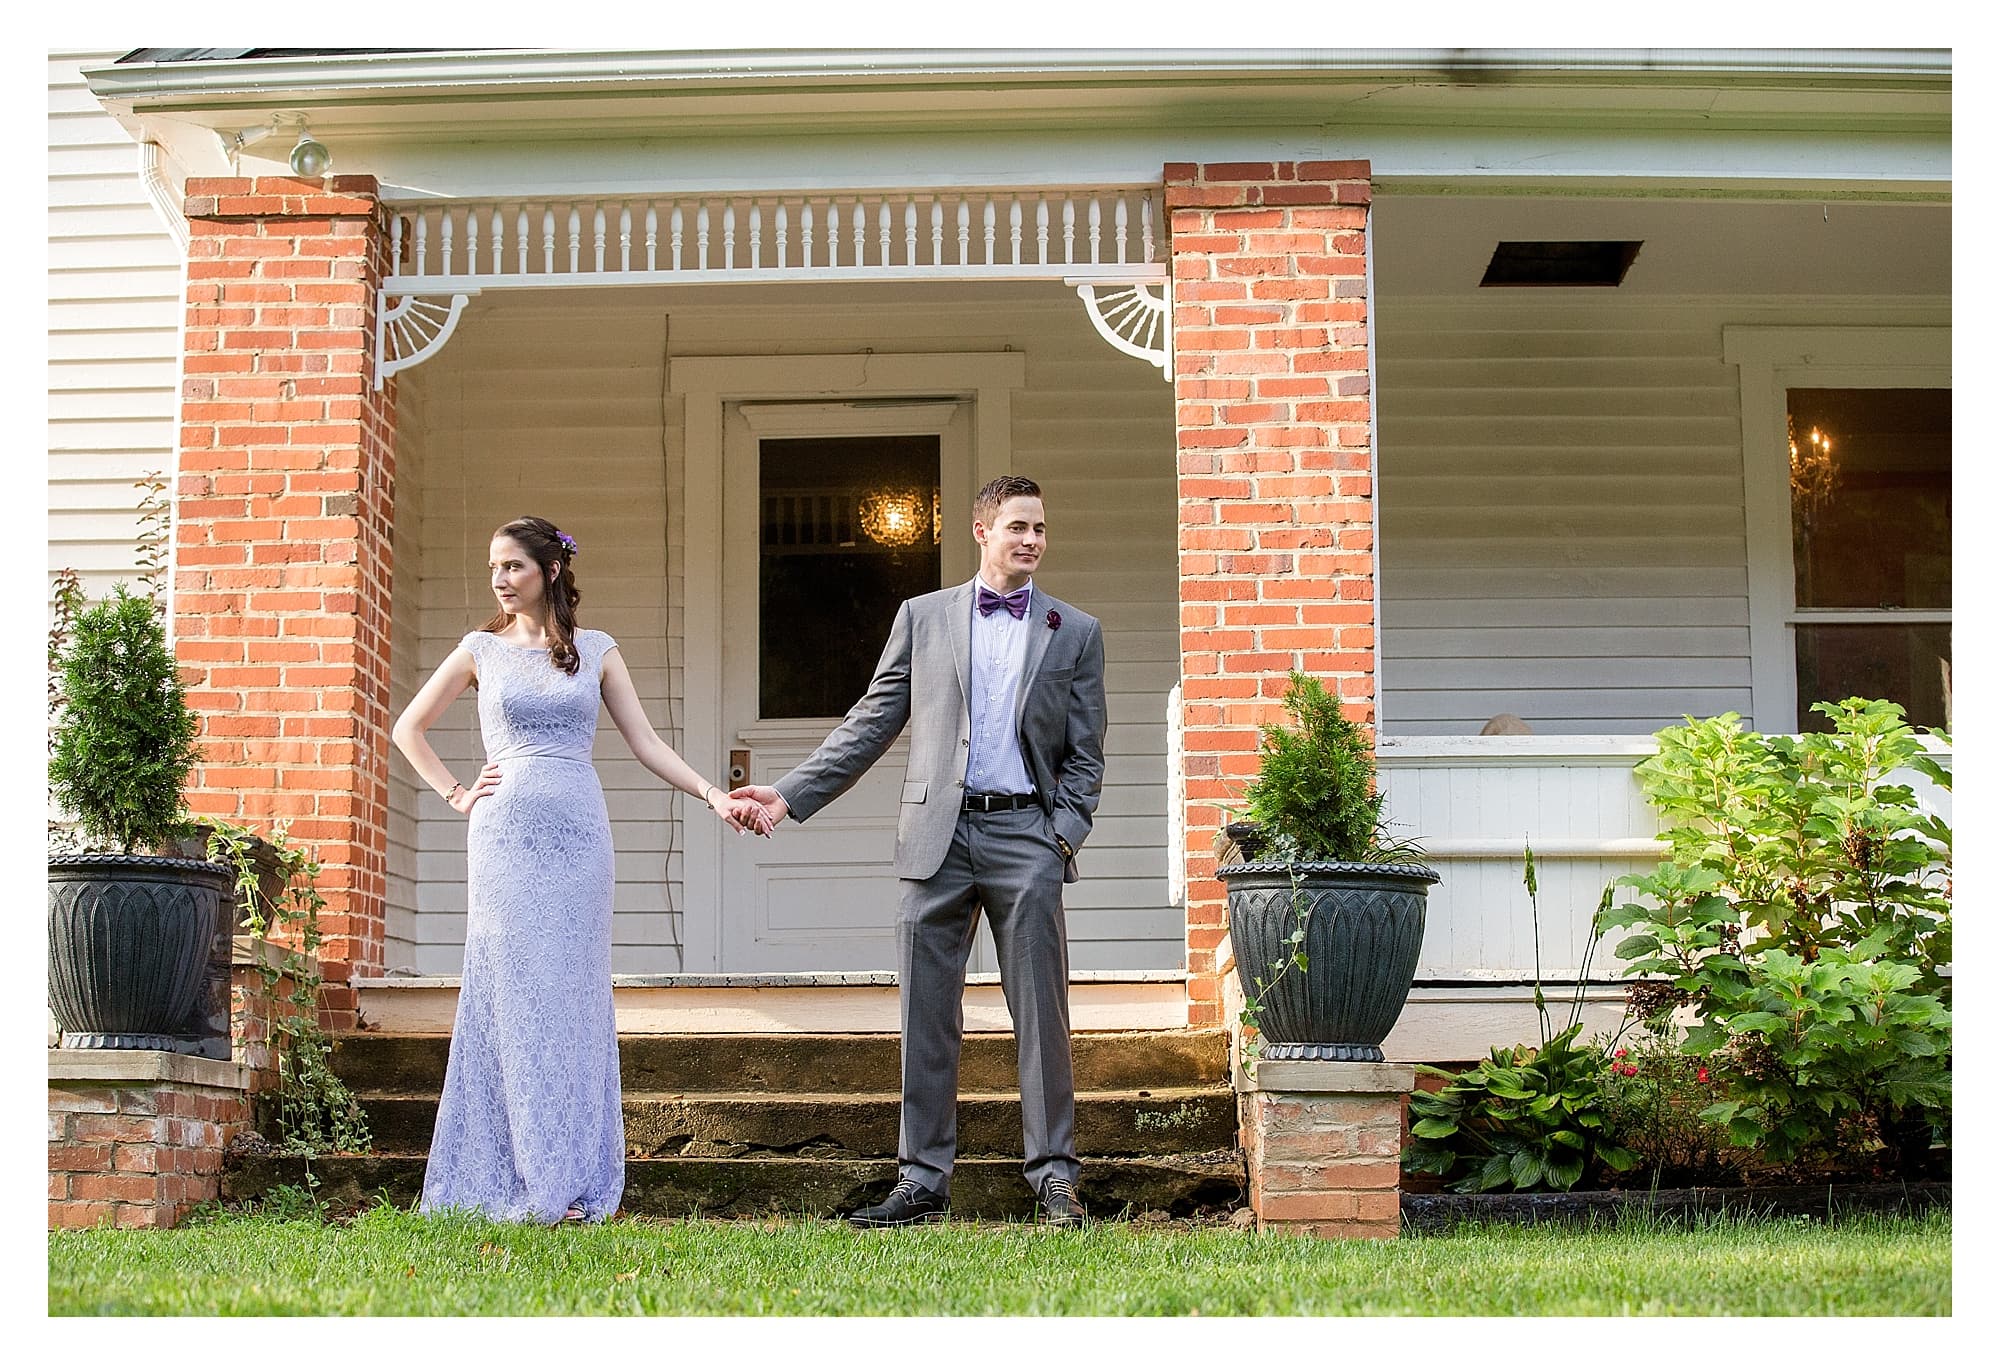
[1236,1058,1410,1239]
[48,1051,254,1230]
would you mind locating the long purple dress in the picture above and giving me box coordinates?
[418,628,624,1223]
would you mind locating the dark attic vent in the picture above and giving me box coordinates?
[1480,240,1643,287]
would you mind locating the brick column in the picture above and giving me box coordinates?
[1166,161,1376,1026]
[174,176,395,1028]
[1239,1060,1409,1238]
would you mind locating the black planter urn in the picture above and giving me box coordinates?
[48,853,235,1052]
[1222,859,1439,1063]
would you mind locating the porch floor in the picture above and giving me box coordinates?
[356,970,1189,1034]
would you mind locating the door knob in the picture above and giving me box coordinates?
[728,748,750,785]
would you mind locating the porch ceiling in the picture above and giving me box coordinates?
[1373,193,1949,299]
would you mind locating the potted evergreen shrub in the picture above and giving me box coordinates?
[1222,671,1437,1064]
[48,585,232,1051]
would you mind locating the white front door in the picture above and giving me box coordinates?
[716,399,984,971]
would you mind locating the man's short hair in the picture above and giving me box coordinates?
[974,475,1043,522]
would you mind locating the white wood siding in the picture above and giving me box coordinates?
[1376,296,1951,737]
[389,283,1178,973]
[47,52,182,597]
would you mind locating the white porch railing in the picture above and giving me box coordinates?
[376,184,1171,388]
[1374,735,1954,985]
[383,185,1168,287]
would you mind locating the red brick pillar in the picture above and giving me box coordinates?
[174,176,395,1028]
[1166,161,1375,1026]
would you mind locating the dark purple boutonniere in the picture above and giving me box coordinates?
[1046,609,1061,630]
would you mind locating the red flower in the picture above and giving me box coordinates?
[1046,609,1061,630]
[1614,1049,1628,1059]
[1696,1067,1711,1083]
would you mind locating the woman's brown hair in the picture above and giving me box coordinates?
[483,516,583,675]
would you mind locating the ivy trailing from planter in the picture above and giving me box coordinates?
[204,820,372,1158]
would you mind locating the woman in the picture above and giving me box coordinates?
[392,515,768,1224]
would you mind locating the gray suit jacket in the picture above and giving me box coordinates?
[773,579,1107,882]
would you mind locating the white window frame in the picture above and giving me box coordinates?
[1723,325,1951,733]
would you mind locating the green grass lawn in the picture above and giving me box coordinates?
[48,1203,1950,1316]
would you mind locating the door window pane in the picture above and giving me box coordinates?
[759,435,940,719]
[1794,623,1951,732]
[1788,388,1950,610]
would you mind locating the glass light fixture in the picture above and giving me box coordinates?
[857,488,927,548]
[289,130,334,178]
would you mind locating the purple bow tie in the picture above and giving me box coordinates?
[977,585,1030,619]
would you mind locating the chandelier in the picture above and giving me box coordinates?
[1788,416,1838,513]
[857,487,930,548]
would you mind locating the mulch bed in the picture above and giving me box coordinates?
[1399,1180,1950,1232]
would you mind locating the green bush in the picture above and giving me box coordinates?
[1604,699,1951,1174]
[47,585,202,855]
[1240,671,1386,862]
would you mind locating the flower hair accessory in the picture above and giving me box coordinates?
[1046,609,1061,630]
[556,531,579,557]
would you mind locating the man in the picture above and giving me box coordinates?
[733,474,1107,1228]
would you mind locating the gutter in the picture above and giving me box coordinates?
[85,47,1951,109]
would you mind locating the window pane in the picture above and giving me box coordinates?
[1788,388,1950,610]
[759,435,940,719]
[1794,623,1951,733]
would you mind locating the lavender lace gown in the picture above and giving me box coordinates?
[418,628,624,1223]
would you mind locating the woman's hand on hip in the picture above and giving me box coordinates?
[450,761,503,815]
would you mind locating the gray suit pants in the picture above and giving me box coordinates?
[897,802,1078,1196]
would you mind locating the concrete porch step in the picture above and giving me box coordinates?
[224,1150,1246,1221]
[327,1030,1231,1097]
[354,1085,1238,1159]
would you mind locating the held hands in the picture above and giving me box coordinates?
[729,785,789,836]
[449,761,503,815]
[709,786,777,837]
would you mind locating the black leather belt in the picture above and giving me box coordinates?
[962,790,1039,813]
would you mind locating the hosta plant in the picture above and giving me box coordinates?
[1404,1023,1640,1193]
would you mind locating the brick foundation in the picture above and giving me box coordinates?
[1238,1059,1410,1238]
[173,176,397,1028]
[48,1052,254,1230]
[1166,161,1376,1026]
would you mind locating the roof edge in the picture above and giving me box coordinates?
[85,46,1953,108]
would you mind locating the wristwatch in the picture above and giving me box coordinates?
[1054,833,1076,861]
